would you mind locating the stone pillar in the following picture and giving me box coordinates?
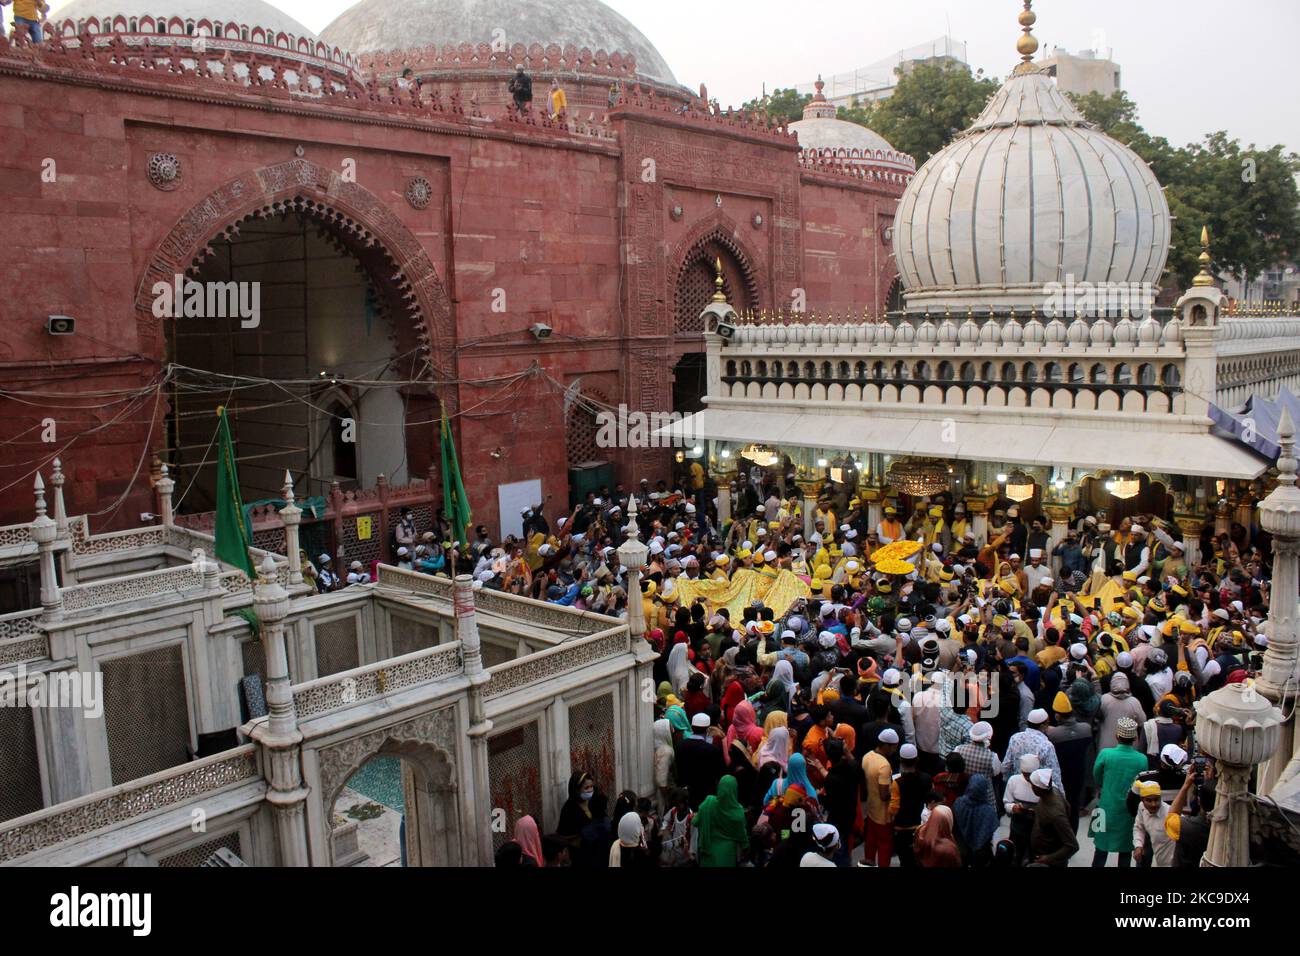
[31,473,62,623]
[247,555,310,867]
[965,496,990,546]
[1214,496,1231,536]
[715,480,732,527]
[155,463,175,527]
[454,573,495,867]
[1257,409,1300,713]
[50,457,69,538]
[1193,682,1282,867]
[279,470,304,587]
[617,498,655,797]
[1174,515,1205,570]
[861,488,883,534]
[1043,504,1073,555]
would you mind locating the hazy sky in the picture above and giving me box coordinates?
[41,0,1300,153]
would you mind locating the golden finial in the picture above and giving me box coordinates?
[1192,225,1216,288]
[1013,1,1039,73]
[711,257,728,302]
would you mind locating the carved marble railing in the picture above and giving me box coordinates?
[375,564,613,634]
[1214,316,1300,411]
[798,148,915,187]
[0,610,46,666]
[484,625,631,699]
[291,641,464,720]
[717,315,1189,416]
[60,563,207,612]
[0,744,260,864]
[70,523,165,558]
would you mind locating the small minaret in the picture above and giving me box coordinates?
[31,473,63,622]
[279,470,304,586]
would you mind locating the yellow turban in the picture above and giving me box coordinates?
[1137,781,1162,798]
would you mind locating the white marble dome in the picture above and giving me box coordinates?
[892,62,1170,313]
[320,0,677,85]
[791,77,915,173]
[51,0,316,38]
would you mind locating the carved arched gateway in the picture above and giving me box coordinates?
[317,707,462,867]
[134,158,453,377]
[670,213,764,335]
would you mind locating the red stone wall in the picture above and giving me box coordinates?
[0,65,904,538]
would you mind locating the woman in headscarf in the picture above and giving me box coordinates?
[952,773,998,867]
[665,704,691,740]
[656,680,681,714]
[720,674,747,728]
[608,811,652,867]
[667,641,693,697]
[723,700,763,766]
[556,771,600,847]
[755,724,790,800]
[757,659,795,722]
[915,804,962,867]
[513,815,544,868]
[763,751,820,813]
[649,628,669,687]
[832,722,857,761]
[694,775,748,867]
[653,718,675,813]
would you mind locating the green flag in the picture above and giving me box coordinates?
[440,404,472,547]
[214,406,257,580]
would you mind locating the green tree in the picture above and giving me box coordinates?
[741,87,811,124]
[851,63,999,164]
[1070,90,1300,288]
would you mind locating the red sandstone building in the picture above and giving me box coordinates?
[0,0,911,542]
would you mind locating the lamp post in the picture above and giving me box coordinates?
[1193,681,1282,867]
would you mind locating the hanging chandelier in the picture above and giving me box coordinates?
[739,443,780,468]
[1104,474,1141,500]
[1004,469,1037,503]
[886,458,949,496]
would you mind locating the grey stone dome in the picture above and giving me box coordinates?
[320,0,677,85]
[51,0,316,39]
[891,68,1170,313]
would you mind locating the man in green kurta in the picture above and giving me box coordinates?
[1089,716,1148,867]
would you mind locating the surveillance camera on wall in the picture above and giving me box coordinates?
[46,315,76,335]
[529,322,553,340]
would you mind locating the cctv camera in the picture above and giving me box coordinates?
[529,322,553,340]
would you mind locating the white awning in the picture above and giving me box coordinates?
[663,407,1269,479]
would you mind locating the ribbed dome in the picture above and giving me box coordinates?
[51,0,316,38]
[891,67,1170,313]
[790,117,896,155]
[320,0,676,85]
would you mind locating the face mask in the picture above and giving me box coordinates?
[580,789,594,801]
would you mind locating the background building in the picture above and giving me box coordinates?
[1040,45,1122,97]
[794,35,969,107]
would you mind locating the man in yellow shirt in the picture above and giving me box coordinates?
[549,79,568,120]
[862,729,899,867]
[12,0,47,42]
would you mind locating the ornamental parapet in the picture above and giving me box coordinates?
[714,311,1191,417]
[51,17,357,73]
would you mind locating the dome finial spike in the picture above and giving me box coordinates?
[1192,224,1216,288]
[1014,1,1040,72]
[711,257,728,303]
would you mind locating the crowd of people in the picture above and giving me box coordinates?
[482,466,1271,867]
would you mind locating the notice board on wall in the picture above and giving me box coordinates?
[497,479,543,541]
